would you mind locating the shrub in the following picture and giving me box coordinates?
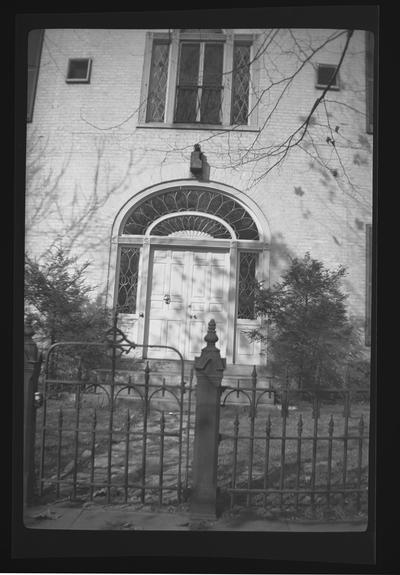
[25,246,112,371]
[248,252,367,390]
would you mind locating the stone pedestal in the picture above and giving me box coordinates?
[191,319,225,519]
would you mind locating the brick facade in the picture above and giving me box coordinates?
[26,28,373,345]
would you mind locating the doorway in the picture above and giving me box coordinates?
[145,247,229,359]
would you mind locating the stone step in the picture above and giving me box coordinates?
[98,359,275,389]
[127,359,271,377]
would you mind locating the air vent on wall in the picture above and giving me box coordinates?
[66,58,92,83]
[316,64,339,90]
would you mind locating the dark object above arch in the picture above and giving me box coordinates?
[122,187,260,240]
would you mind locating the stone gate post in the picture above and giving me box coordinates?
[24,322,41,506]
[191,319,226,519]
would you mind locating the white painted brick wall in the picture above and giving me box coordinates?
[26,28,373,322]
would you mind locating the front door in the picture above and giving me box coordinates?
[145,247,229,359]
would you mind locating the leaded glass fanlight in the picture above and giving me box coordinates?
[122,188,259,240]
[150,214,232,238]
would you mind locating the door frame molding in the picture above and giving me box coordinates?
[107,180,271,364]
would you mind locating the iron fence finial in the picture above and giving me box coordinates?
[204,319,218,347]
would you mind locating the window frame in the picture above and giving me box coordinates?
[365,223,372,346]
[139,30,260,130]
[365,31,374,134]
[115,245,141,315]
[27,29,44,122]
[65,58,92,84]
[315,63,340,91]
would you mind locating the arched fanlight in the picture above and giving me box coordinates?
[122,187,259,240]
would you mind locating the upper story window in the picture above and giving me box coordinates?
[141,29,257,128]
[316,64,340,90]
[27,29,44,122]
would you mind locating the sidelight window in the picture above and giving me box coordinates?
[116,247,140,313]
[237,252,258,319]
[146,41,170,122]
[231,42,251,124]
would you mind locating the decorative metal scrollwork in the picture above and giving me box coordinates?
[122,187,259,240]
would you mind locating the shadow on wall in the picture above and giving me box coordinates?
[268,232,295,287]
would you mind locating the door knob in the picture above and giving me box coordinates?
[190,314,197,319]
[139,312,144,318]
[163,294,171,304]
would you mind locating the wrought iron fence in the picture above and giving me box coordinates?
[27,318,371,522]
[35,320,196,506]
[218,368,370,520]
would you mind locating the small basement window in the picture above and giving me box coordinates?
[316,64,339,90]
[66,58,92,83]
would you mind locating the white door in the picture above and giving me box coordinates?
[145,248,229,359]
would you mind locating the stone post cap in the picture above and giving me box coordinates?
[194,319,226,373]
[204,319,218,347]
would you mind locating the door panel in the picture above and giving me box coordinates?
[147,249,188,358]
[145,247,229,360]
[186,250,229,359]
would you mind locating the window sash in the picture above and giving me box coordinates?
[231,42,251,125]
[146,41,170,122]
[174,41,223,124]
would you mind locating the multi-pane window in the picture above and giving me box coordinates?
[122,187,259,240]
[365,31,374,134]
[237,252,258,319]
[144,31,254,126]
[117,247,140,313]
[146,41,170,122]
[174,42,224,124]
[27,29,44,122]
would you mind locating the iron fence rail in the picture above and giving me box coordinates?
[37,375,196,505]
[218,369,370,517]
[32,317,370,521]
[36,321,195,506]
